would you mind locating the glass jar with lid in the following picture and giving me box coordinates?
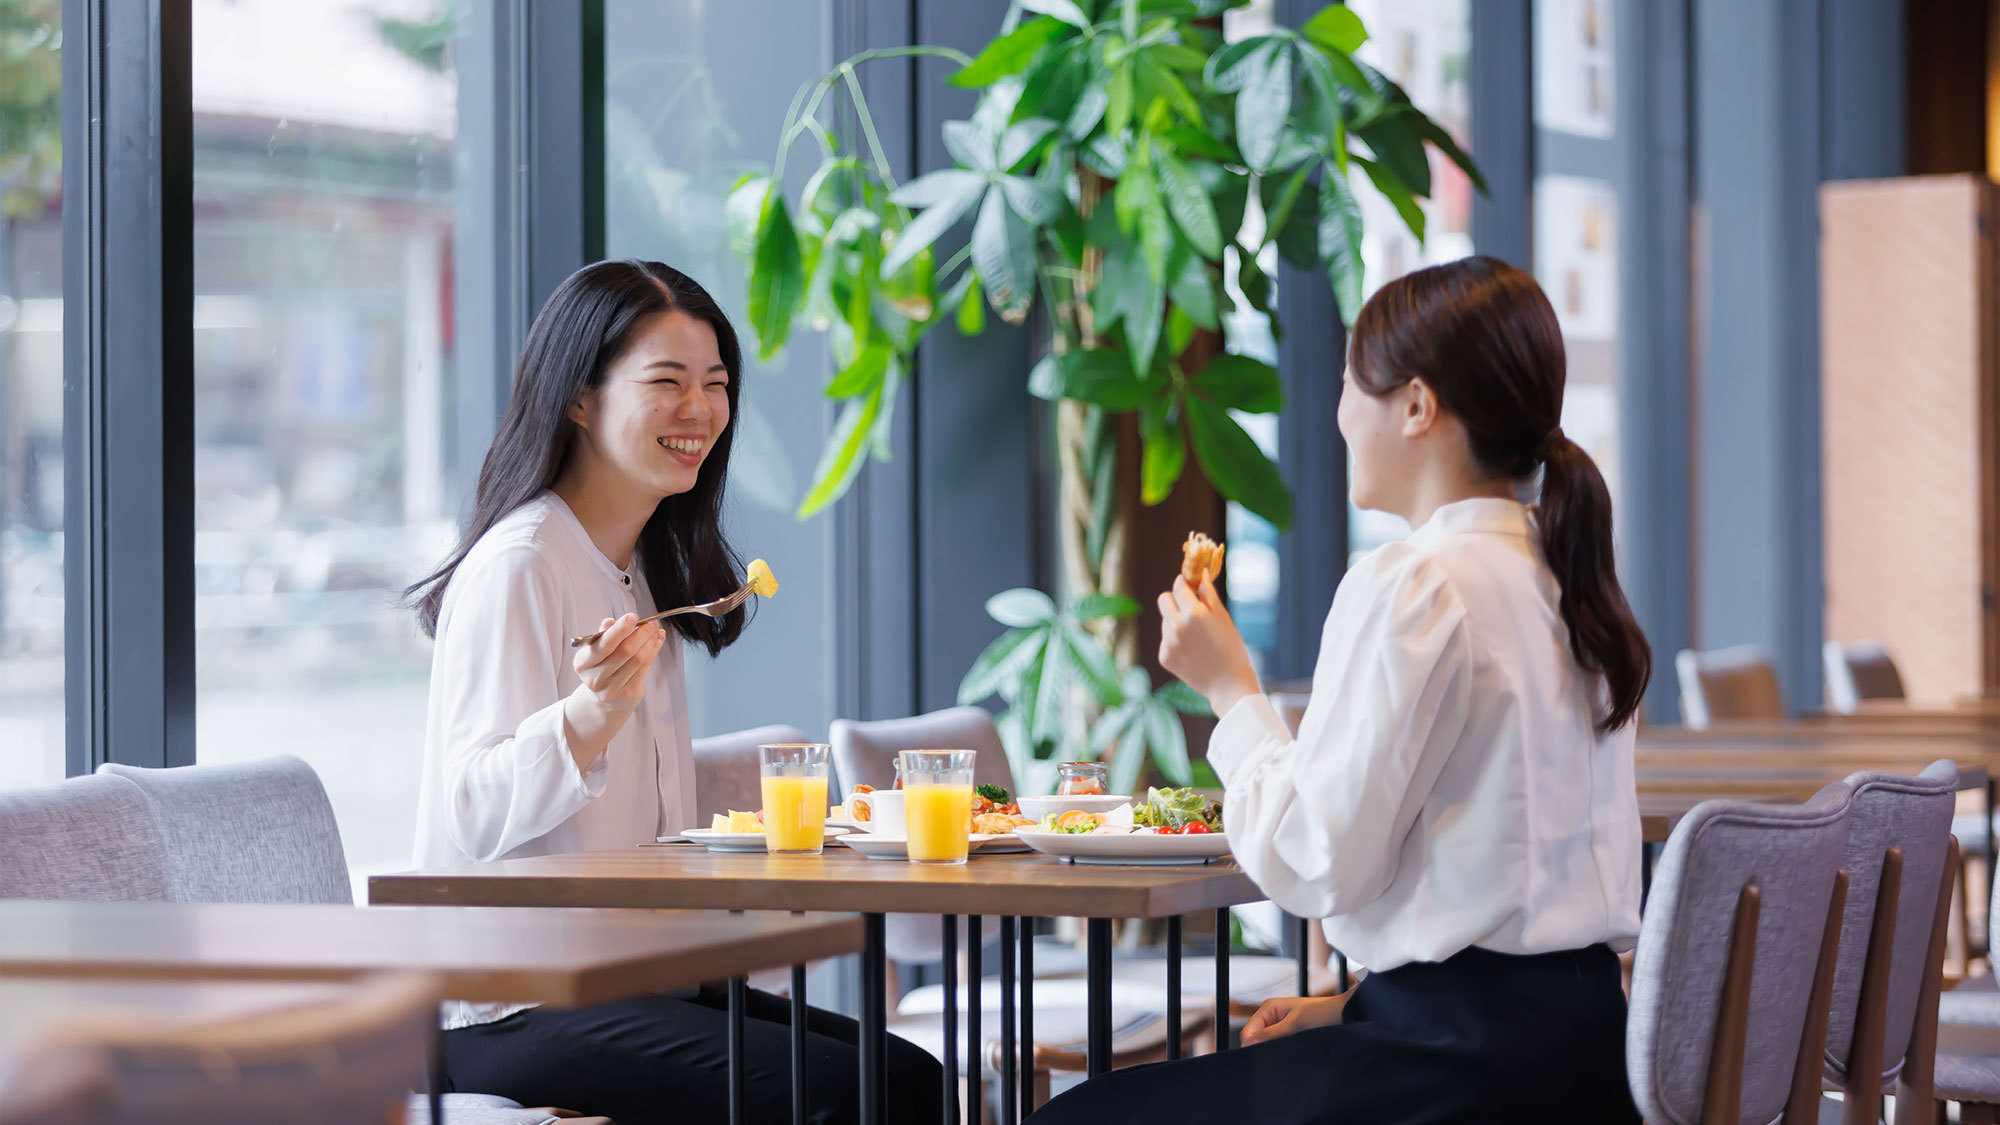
[1056,761,1109,796]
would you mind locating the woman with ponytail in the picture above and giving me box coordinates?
[1031,257,1648,1123]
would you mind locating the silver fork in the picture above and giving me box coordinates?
[568,581,757,648]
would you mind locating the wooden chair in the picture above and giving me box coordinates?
[1627,783,1853,1124]
[1815,762,1959,1123]
[1676,645,1786,729]
[1823,640,1908,714]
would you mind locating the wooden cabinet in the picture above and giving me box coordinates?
[1820,174,2000,703]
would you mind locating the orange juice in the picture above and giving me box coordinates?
[905,783,973,864]
[760,775,829,853]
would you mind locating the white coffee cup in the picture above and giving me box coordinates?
[849,789,906,835]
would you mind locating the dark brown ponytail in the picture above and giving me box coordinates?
[1349,256,1651,731]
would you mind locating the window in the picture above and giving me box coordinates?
[603,0,838,741]
[0,0,63,790]
[190,0,458,883]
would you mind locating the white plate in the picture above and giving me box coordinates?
[1015,828,1231,865]
[679,826,851,853]
[837,833,1013,861]
[1016,794,1132,822]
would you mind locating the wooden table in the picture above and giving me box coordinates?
[0,902,863,1125]
[374,847,1266,1125]
[0,979,348,1098]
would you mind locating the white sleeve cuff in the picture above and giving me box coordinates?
[1206,693,1291,785]
[523,698,609,802]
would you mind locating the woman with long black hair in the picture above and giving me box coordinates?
[407,260,940,1124]
[1031,256,1648,1122]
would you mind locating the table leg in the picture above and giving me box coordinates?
[861,913,885,1125]
[791,964,808,1125]
[728,976,747,1125]
[429,1018,447,1125]
[1019,917,1035,1115]
[1295,915,1310,997]
[1000,916,1017,1125]
[942,914,959,1125]
[1215,907,1231,1053]
[968,916,983,1122]
[1086,917,1112,1077]
[1167,914,1182,1062]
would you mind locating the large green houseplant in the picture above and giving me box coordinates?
[731,0,1480,594]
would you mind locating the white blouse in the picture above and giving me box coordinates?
[413,490,698,869]
[1208,497,1641,973]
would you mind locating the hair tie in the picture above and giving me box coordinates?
[1535,426,1565,463]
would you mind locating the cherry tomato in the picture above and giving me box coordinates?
[1181,822,1211,835]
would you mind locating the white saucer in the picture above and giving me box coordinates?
[838,833,1012,861]
[680,826,851,853]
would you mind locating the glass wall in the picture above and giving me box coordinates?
[603,0,838,741]
[190,0,457,884]
[0,0,63,790]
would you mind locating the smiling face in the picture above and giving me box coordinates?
[568,310,732,501]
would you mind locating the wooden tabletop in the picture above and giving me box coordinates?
[371,847,1266,919]
[1634,762,1986,800]
[1641,722,2000,751]
[0,902,862,1006]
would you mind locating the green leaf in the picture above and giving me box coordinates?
[1143,700,1193,785]
[987,587,1060,627]
[1154,151,1223,259]
[1202,166,1250,246]
[795,384,883,518]
[1415,116,1487,194]
[870,355,904,459]
[1355,110,1430,198]
[882,175,985,276]
[1167,241,1219,330]
[1148,43,1209,71]
[1124,232,1169,376]
[747,185,806,362]
[1000,117,1062,172]
[1012,645,1048,738]
[1355,153,1424,243]
[1235,41,1293,172]
[1193,353,1283,413]
[1204,36,1270,93]
[952,16,1072,88]
[1236,244,1273,316]
[999,174,1064,226]
[1189,758,1223,788]
[1030,633,1071,744]
[1068,591,1142,620]
[1089,703,1143,760]
[1135,53,1202,124]
[1054,348,1157,410]
[1092,235,1167,379]
[1028,353,1064,400]
[726,174,771,264]
[953,627,1040,710]
[942,119,997,172]
[1107,708,1150,794]
[1085,409,1118,570]
[1105,64,1136,136]
[956,273,987,336]
[890,168,986,208]
[1063,624,1125,707]
[971,187,1037,322]
[1083,132,1129,178]
[1160,125,1240,163]
[1158,680,1214,715]
[824,341,891,399]
[1020,0,1092,27]
[1139,399,1187,504]
[1113,160,1158,238]
[1259,162,1323,271]
[1166,304,1197,357]
[1318,162,1365,325]
[1066,81,1111,140]
[1188,398,1293,529]
[1301,4,1368,56]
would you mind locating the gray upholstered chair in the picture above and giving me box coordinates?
[831,708,1010,967]
[1817,762,1958,1123]
[0,973,442,1125]
[1627,783,1853,1125]
[1822,641,1907,714]
[1932,821,2000,1122]
[98,756,351,905]
[1676,645,1786,728]
[691,723,811,823]
[0,774,169,901]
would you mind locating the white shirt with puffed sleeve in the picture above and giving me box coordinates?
[1208,497,1641,973]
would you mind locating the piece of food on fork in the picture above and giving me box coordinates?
[747,558,779,598]
[1181,531,1225,586]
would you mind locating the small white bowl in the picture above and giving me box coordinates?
[1017,794,1132,823]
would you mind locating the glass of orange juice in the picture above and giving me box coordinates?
[759,744,832,855]
[900,750,976,865]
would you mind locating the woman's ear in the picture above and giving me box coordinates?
[566,389,593,430]
[1402,378,1441,438]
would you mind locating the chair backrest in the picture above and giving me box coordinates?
[1627,783,1853,1125]
[1822,640,1907,713]
[1676,645,1786,728]
[690,724,812,821]
[0,774,168,902]
[830,707,1015,797]
[1822,760,1958,1089]
[98,757,351,905]
[0,973,440,1125]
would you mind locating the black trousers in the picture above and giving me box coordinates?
[440,986,943,1125]
[1029,944,1641,1125]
